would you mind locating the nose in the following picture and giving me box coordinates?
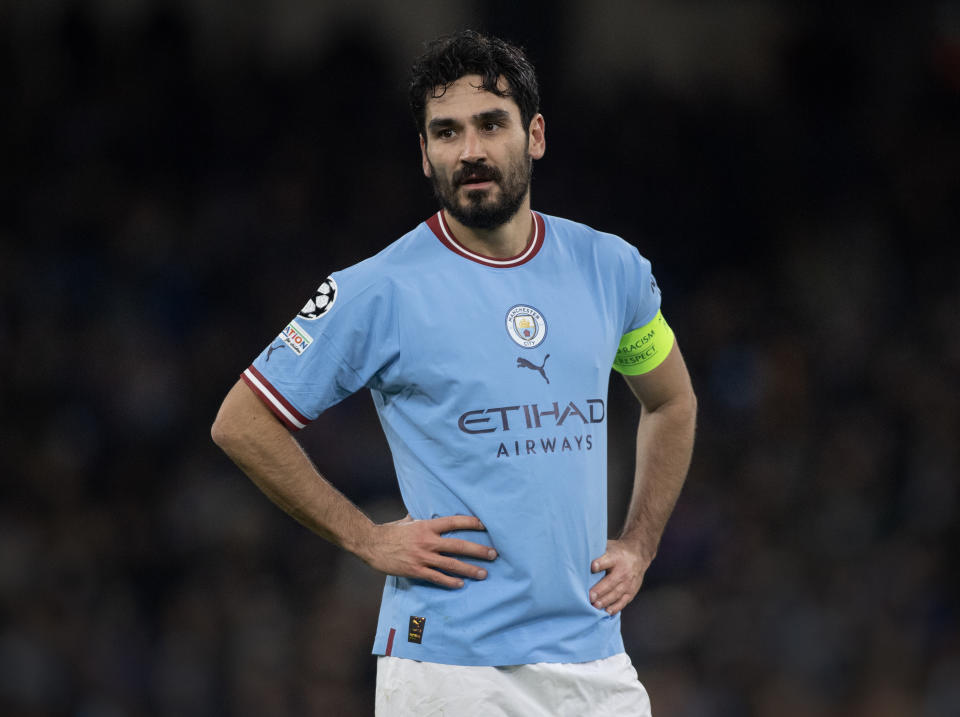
[459,127,486,163]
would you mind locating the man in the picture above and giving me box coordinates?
[212,30,696,716]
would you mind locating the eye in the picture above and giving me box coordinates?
[437,128,456,140]
[481,121,500,132]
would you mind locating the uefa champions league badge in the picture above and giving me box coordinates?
[505,305,547,348]
[299,277,337,320]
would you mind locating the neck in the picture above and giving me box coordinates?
[442,196,533,259]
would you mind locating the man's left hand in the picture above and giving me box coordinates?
[589,540,650,615]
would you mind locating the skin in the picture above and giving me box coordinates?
[212,378,496,588]
[211,74,697,615]
[419,74,545,258]
[589,343,697,614]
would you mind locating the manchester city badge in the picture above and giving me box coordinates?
[505,304,547,348]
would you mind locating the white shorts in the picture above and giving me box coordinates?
[375,652,651,717]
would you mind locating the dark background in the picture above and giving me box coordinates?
[2,1,958,715]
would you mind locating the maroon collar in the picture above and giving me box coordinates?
[426,210,545,268]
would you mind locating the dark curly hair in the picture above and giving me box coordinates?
[409,30,540,141]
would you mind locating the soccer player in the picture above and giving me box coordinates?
[212,30,697,716]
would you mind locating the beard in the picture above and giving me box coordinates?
[428,152,533,231]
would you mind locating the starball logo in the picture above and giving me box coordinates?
[458,398,605,459]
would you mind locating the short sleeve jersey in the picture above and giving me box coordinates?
[243,210,668,666]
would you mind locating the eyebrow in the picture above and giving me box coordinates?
[427,108,513,133]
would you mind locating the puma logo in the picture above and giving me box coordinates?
[265,343,284,362]
[517,354,550,384]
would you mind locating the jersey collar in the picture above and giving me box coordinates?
[426,210,545,268]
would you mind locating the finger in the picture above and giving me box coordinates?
[592,583,625,610]
[418,567,466,589]
[604,596,630,615]
[604,593,634,616]
[591,553,615,573]
[431,555,489,580]
[429,515,486,534]
[589,574,621,605]
[438,537,498,560]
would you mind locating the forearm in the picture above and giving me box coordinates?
[211,381,375,558]
[618,392,697,563]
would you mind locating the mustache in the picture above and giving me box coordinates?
[454,163,502,186]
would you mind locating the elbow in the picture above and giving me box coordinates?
[665,384,697,429]
[211,405,242,452]
[210,413,230,449]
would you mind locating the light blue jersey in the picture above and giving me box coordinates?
[243,210,665,666]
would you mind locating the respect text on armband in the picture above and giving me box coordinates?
[613,312,673,375]
[616,346,657,366]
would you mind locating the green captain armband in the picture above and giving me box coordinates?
[612,310,675,375]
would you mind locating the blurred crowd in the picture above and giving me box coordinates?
[1,1,958,715]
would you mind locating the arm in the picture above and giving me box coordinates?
[211,379,496,587]
[589,340,697,614]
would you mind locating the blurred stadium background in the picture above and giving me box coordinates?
[1,1,958,715]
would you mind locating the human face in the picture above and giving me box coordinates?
[420,75,545,230]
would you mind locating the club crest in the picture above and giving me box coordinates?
[505,304,547,348]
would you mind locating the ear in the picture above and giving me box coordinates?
[420,134,431,177]
[527,113,546,160]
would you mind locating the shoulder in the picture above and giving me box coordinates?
[330,220,439,298]
[539,212,650,266]
[294,220,436,326]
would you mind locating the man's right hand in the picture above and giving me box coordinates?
[358,515,497,589]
